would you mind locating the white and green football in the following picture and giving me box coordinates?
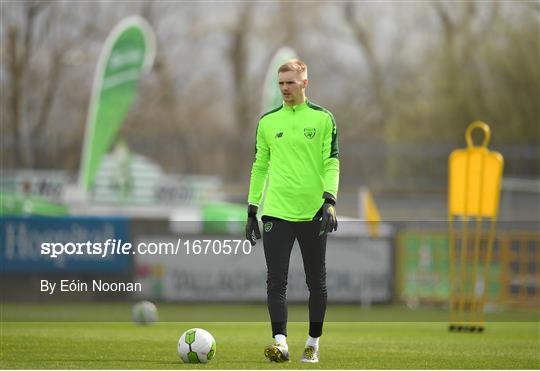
[177,328,216,364]
[131,300,158,325]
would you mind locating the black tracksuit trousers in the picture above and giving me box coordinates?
[261,216,328,338]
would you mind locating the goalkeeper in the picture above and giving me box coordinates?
[245,59,339,364]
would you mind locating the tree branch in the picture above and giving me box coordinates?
[343,3,387,122]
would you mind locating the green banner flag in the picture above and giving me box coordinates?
[79,16,156,191]
[260,46,297,114]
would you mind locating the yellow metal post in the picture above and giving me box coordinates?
[478,218,498,323]
[457,216,469,325]
[470,146,488,325]
[448,216,457,323]
[470,216,483,324]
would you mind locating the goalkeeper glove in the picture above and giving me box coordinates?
[320,192,338,235]
[245,204,261,246]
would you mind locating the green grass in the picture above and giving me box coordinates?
[1,303,539,369]
[2,302,538,322]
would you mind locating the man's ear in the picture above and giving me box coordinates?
[303,79,309,89]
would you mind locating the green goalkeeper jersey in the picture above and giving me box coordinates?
[248,99,340,221]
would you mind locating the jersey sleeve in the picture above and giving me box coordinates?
[247,121,270,206]
[322,112,340,199]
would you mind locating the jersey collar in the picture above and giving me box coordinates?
[283,99,309,112]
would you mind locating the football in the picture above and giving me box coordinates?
[177,328,216,363]
[131,301,158,325]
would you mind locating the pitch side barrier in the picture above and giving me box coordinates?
[396,225,540,309]
[0,214,394,303]
[0,216,132,301]
[2,216,537,323]
[135,218,396,304]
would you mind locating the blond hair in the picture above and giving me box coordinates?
[278,59,308,79]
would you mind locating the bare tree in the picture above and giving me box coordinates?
[5,1,48,167]
[1,2,537,185]
[431,1,500,137]
[228,2,253,134]
[137,1,197,173]
[343,2,389,128]
[3,1,99,169]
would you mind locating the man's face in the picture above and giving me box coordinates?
[278,71,307,106]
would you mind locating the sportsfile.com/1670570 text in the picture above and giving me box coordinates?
[40,238,253,259]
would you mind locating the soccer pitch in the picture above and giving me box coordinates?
[1,303,538,369]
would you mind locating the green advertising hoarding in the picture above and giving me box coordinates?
[398,231,502,303]
[79,16,156,191]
